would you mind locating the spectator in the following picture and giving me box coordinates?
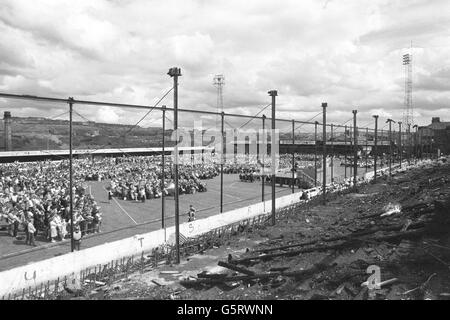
[188,205,196,222]
[49,215,58,243]
[60,217,68,240]
[73,225,82,251]
[91,205,102,233]
[26,218,36,246]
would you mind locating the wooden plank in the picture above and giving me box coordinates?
[217,261,255,276]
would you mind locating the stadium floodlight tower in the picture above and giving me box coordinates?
[213,75,225,128]
[403,48,413,128]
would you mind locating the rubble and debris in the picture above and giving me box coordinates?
[84,280,106,286]
[217,261,255,275]
[380,203,402,218]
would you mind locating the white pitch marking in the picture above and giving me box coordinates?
[103,186,138,225]
[206,188,242,200]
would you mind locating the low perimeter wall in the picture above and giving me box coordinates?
[0,160,422,296]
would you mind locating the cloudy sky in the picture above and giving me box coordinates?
[0,0,449,131]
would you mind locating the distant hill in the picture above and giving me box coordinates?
[0,116,174,151]
[2,116,357,152]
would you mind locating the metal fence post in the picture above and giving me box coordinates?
[379,129,383,168]
[322,103,327,204]
[168,67,181,264]
[352,110,357,186]
[419,126,423,160]
[220,112,224,213]
[314,121,318,187]
[413,124,419,164]
[398,122,402,168]
[386,119,395,177]
[392,128,396,165]
[262,115,266,203]
[68,97,75,252]
[331,124,334,183]
[268,90,277,226]
[344,124,347,180]
[291,119,295,193]
[365,127,368,173]
[161,105,166,229]
[373,115,379,181]
[350,125,353,178]
[234,128,237,165]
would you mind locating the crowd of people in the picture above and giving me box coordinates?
[0,154,222,249]
[0,152,342,249]
[222,153,315,174]
[65,155,218,201]
[0,160,102,247]
[96,156,218,201]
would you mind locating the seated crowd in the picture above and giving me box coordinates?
[77,156,218,201]
[0,161,102,246]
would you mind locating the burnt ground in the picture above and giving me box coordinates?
[67,158,450,300]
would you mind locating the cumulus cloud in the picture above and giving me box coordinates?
[96,106,120,123]
[0,0,449,127]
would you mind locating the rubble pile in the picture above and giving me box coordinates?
[176,159,450,300]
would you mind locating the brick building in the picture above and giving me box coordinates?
[419,117,450,155]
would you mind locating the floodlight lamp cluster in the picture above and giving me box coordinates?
[168,67,182,77]
[403,54,411,65]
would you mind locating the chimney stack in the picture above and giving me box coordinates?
[432,117,440,124]
[4,111,12,151]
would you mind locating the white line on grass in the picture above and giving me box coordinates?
[206,188,242,201]
[103,186,138,225]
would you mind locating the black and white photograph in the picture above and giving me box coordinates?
[0,0,449,308]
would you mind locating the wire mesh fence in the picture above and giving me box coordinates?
[0,87,435,269]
